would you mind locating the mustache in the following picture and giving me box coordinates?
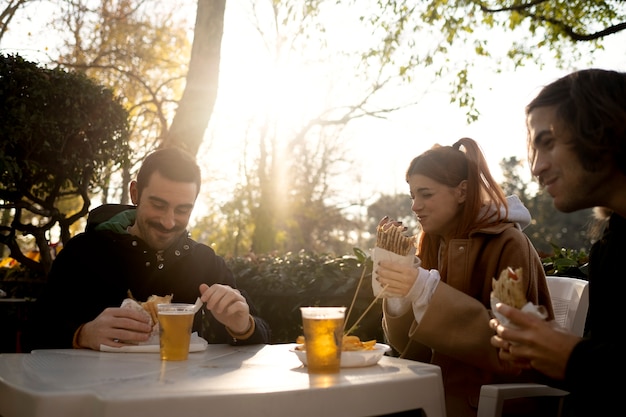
[147,221,184,234]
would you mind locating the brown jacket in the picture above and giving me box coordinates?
[383,222,554,417]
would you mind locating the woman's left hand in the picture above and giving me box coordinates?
[376,260,418,297]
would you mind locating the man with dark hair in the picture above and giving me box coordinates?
[25,147,271,351]
[490,69,625,416]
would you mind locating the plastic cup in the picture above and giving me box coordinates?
[300,306,346,374]
[157,303,196,361]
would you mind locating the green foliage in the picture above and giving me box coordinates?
[0,54,130,198]
[541,243,589,278]
[525,191,594,255]
[0,53,130,273]
[358,0,625,120]
[226,248,384,344]
[0,264,46,300]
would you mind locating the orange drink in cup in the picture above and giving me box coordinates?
[300,307,346,374]
[157,303,196,361]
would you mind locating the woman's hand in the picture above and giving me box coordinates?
[377,216,407,232]
[375,260,419,297]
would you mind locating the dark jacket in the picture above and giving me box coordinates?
[23,204,271,351]
[563,213,623,416]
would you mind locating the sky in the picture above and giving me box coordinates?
[4,1,626,210]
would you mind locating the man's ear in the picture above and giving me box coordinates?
[129,180,139,205]
[456,180,468,204]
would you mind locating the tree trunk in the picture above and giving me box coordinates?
[163,0,225,155]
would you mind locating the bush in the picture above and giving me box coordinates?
[541,243,589,279]
[0,265,46,299]
[0,53,130,274]
[226,249,385,344]
[2,245,589,352]
[0,266,44,352]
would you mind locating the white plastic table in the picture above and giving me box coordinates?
[0,343,446,417]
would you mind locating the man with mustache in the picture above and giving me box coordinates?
[24,147,271,350]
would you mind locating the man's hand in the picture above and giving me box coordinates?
[489,302,580,380]
[77,307,152,350]
[199,283,251,334]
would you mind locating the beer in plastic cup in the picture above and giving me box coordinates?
[157,303,196,361]
[300,306,346,374]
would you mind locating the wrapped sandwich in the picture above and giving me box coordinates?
[490,267,548,326]
[491,267,527,309]
[371,220,417,296]
[120,292,173,344]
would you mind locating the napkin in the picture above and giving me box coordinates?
[100,332,208,353]
[371,246,416,297]
[118,297,203,345]
[102,297,207,352]
[490,295,549,329]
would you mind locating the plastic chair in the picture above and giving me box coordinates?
[476,276,589,417]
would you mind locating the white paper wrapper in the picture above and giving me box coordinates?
[371,246,416,297]
[120,298,160,345]
[100,332,208,353]
[490,294,549,329]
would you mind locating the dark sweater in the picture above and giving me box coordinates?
[563,213,624,416]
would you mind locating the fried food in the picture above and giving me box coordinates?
[491,267,527,309]
[376,222,416,256]
[295,334,377,351]
[341,335,377,351]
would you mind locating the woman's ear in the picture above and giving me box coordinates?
[129,180,139,205]
[456,180,468,204]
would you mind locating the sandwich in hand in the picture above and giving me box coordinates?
[371,218,418,296]
[490,267,548,326]
[139,293,173,326]
[491,267,527,309]
[376,221,416,256]
[120,292,173,343]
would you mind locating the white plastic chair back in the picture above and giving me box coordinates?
[546,276,589,336]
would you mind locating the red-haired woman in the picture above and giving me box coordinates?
[376,137,554,417]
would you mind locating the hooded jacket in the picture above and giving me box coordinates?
[383,196,553,417]
[24,204,271,351]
